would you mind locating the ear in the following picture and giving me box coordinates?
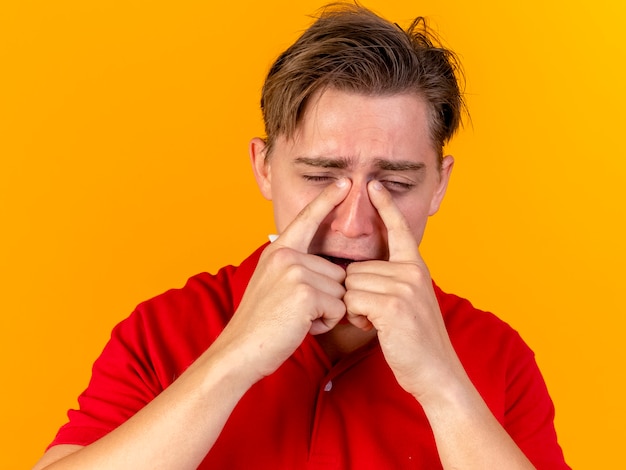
[249,137,272,200]
[428,155,454,216]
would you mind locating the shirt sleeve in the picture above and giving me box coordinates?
[48,308,164,448]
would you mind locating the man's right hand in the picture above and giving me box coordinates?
[214,178,352,381]
[31,177,354,470]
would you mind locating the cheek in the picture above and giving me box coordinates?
[396,198,431,241]
[272,186,320,233]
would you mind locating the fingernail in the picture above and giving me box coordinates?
[371,180,383,191]
[336,178,348,188]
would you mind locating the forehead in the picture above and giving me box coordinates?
[280,88,437,166]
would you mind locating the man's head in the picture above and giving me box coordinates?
[260,2,465,162]
[250,4,463,262]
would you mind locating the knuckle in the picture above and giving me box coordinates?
[292,283,315,303]
[406,262,429,281]
[328,297,347,317]
[284,263,306,284]
[269,246,298,266]
[335,283,347,299]
[387,294,408,313]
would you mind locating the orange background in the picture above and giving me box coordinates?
[2,1,624,468]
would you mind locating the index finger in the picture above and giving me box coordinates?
[274,178,351,253]
[367,180,420,262]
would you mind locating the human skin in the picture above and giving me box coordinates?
[33,89,534,470]
[250,88,535,468]
[251,89,451,263]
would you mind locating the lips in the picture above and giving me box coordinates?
[318,254,356,270]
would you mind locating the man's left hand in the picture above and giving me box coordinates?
[343,180,465,402]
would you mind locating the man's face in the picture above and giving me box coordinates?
[250,88,453,262]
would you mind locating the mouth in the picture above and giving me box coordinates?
[318,254,357,270]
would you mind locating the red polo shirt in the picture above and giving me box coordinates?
[49,244,569,469]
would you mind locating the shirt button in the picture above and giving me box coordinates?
[324,380,333,392]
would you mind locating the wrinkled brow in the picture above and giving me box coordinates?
[294,156,349,169]
[294,156,426,172]
[374,159,425,172]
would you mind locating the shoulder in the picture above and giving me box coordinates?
[434,283,524,345]
[434,283,536,390]
[99,243,269,382]
[126,243,268,334]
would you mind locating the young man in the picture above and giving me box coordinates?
[34,4,569,469]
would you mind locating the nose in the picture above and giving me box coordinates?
[329,180,380,238]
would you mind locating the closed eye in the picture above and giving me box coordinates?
[381,180,415,192]
[302,175,335,183]
[303,175,414,192]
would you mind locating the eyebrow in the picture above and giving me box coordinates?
[294,156,349,169]
[294,156,426,172]
[375,159,425,172]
